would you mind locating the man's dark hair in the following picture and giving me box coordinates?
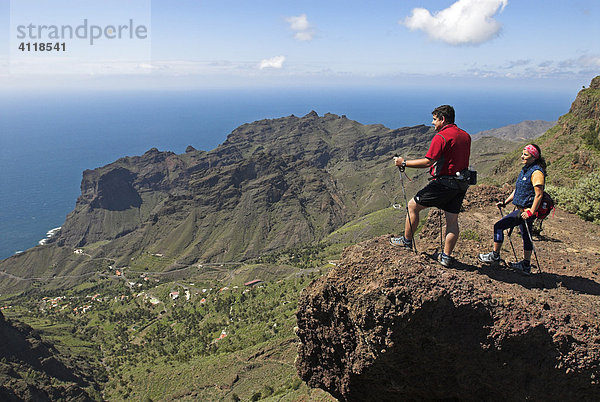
[432,105,455,124]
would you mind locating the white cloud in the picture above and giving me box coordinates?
[466,53,600,80]
[286,14,314,41]
[287,14,310,31]
[546,55,600,71]
[577,55,600,68]
[401,0,508,45]
[259,56,286,70]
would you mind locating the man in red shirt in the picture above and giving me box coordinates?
[391,105,471,267]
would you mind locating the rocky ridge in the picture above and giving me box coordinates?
[0,112,434,292]
[55,112,432,255]
[470,119,555,141]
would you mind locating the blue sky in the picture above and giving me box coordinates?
[1,0,599,91]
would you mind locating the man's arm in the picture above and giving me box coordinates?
[394,156,434,168]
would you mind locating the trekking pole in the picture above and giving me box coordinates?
[395,158,417,254]
[497,205,518,262]
[522,218,542,274]
[439,209,443,251]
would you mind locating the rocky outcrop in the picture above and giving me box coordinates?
[0,311,99,401]
[296,236,600,400]
[571,76,600,121]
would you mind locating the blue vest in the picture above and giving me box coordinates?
[513,164,544,208]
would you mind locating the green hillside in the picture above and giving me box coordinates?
[488,76,600,223]
[2,258,335,401]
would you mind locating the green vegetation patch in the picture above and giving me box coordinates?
[547,173,600,224]
[128,253,175,272]
[326,206,402,245]
[5,268,331,401]
[461,229,481,242]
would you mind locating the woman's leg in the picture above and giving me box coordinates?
[493,210,521,250]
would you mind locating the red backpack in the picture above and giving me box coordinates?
[535,191,555,220]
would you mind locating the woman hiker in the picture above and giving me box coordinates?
[478,144,546,276]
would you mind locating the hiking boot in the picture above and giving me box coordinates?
[478,251,500,263]
[438,252,454,268]
[390,236,412,250]
[510,260,531,276]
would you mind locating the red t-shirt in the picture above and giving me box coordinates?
[425,124,471,177]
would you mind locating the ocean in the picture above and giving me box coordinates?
[0,87,575,260]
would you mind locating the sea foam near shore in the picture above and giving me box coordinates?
[38,227,61,246]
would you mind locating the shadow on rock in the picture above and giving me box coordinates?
[422,252,600,296]
[474,261,600,296]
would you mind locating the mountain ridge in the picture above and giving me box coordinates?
[470,119,555,141]
[0,112,434,293]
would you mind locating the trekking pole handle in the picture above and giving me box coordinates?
[394,154,406,172]
[497,204,504,217]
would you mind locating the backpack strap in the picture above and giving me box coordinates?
[430,133,448,177]
[435,133,447,147]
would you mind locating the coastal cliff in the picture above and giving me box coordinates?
[0,112,435,292]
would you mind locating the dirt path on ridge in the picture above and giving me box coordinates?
[416,185,600,290]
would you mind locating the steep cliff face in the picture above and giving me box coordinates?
[57,148,190,247]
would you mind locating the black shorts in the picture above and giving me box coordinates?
[414,180,467,214]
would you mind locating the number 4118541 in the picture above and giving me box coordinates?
[18,42,66,52]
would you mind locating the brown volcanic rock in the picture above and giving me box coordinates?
[296,213,600,400]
